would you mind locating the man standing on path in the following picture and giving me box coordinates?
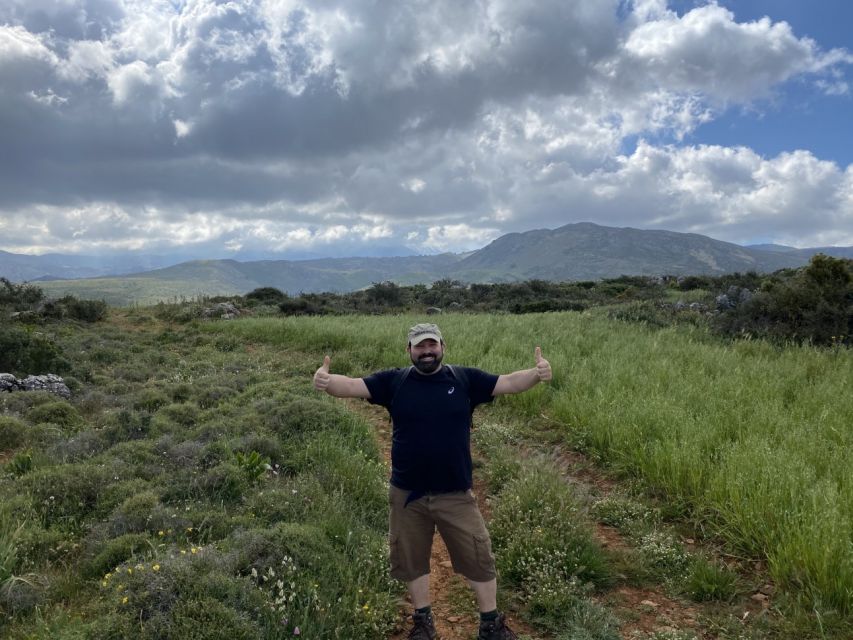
[313,322,552,640]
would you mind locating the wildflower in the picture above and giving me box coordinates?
[158,530,164,537]
[127,568,133,575]
[180,550,186,555]
[152,564,160,572]
[121,596,129,604]
[101,581,108,587]
[293,627,300,635]
[191,547,198,554]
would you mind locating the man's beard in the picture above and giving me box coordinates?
[412,351,443,374]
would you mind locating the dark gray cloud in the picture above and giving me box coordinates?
[0,0,851,256]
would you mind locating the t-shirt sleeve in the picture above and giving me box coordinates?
[362,368,400,408]
[464,367,499,408]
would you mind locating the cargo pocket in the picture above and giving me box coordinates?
[388,533,402,577]
[473,533,496,579]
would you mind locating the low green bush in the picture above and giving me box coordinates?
[134,388,170,412]
[244,287,287,305]
[84,533,151,579]
[61,297,108,322]
[8,450,34,476]
[0,326,70,376]
[107,491,165,536]
[715,255,852,346]
[491,468,612,590]
[25,463,115,526]
[196,385,237,409]
[26,401,84,432]
[0,278,44,310]
[198,464,247,503]
[0,416,27,451]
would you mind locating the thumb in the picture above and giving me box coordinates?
[322,355,331,371]
[534,346,542,362]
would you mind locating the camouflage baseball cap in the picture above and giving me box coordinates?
[407,323,443,346]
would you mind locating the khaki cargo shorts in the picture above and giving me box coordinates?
[388,485,496,583]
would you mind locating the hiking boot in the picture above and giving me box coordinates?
[478,613,517,640]
[407,610,437,640]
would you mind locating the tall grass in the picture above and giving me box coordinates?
[207,311,853,616]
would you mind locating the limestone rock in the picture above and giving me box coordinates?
[0,373,71,399]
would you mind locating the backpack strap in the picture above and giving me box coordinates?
[390,366,413,407]
[444,365,469,394]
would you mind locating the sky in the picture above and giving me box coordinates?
[1,0,852,260]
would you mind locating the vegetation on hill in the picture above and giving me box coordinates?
[227,254,851,347]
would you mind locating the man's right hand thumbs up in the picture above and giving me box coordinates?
[314,355,331,391]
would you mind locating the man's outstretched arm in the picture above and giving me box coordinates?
[313,355,372,399]
[492,346,552,396]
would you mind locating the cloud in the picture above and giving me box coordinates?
[0,0,851,258]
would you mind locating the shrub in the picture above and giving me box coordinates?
[198,464,247,502]
[107,491,162,536]
[58,296,108,322]
[164,596,262,639]
[0,416,27,451]
[25,463,114,526]
[26,401,84,432]
[491,469,612,590]
[84,533,150,579]
[7,450,33,477]
[254,396,343,438]
[0,325,69,376]
[590,495,659,537]
[15,525,72,570]
[715,255,853,346]
[103,409,153,444]
[196,385,237,409]
[133,388,171,412]
[157,403,199,428]
[244,287,287,305]
[0,278,44,309]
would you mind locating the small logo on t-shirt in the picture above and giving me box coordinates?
[447,386,455,394]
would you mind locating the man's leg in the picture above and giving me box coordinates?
[466,577,497,612]
[408,574,431,609]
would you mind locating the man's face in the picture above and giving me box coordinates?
[407,338,444,374]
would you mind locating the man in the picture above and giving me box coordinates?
[313,322,552,640]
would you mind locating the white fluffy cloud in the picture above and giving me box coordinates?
[0,0,851,256]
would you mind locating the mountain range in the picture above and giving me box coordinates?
[4,223,852,306]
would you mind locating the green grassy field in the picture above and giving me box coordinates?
[1,308,851,639]
[208,311,853,620]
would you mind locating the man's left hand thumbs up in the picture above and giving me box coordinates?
[535,346,552,381]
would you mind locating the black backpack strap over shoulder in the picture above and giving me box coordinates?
[444,365,469,392]
[390,366,413,406]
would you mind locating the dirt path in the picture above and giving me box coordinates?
[346,400,770,640]
[346,400,538,640]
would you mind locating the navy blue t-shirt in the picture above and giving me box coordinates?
[363,365,498,493]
